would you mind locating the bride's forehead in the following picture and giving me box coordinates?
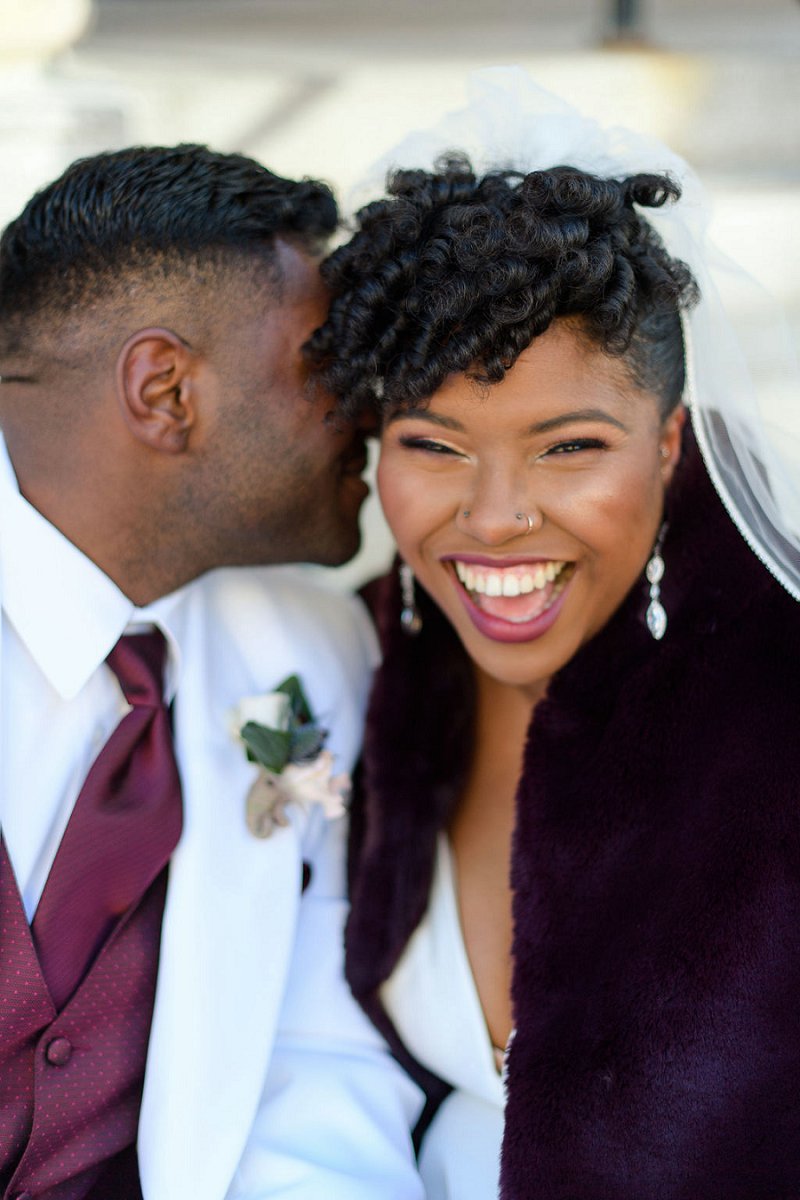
[423,329,640,419]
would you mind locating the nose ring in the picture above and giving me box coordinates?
[462,509,536,533]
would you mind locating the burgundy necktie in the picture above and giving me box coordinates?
[32,631,183,1010]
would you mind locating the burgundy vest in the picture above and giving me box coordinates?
[0,838,166,1200]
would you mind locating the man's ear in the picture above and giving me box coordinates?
[117,328,198,454]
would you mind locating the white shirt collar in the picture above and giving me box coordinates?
[0,436,187,700]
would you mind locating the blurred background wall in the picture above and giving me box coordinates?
[1,0,797,581]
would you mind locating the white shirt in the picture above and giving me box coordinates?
[0,435,188,918]
[381,835,506,1199]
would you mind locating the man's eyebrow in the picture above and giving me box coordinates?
[385,409,465,431]
[528,408,628,434]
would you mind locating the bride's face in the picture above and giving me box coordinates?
[378,320,684,697]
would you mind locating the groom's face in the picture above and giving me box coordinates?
[198,242,370,568]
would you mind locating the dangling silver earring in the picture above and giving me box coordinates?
[399,562,423,636]
[645,523,668,641]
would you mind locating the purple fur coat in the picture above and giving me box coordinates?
[346,433,800,1199]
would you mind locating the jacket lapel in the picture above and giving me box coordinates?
[138,578,303,1200]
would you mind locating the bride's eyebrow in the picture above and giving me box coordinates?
[529,408,628,434]
[385,410,465,431]
[384,406,628,434]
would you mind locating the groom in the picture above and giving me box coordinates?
[0,146,422,1199]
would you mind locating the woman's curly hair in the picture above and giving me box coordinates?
[305,154,699,419]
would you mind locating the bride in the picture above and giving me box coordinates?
[308,72,800,1199]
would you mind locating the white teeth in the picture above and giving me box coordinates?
[452,560,566,596]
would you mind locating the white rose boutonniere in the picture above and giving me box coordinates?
[229,674,351,839]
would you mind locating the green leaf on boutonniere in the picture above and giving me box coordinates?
[275,674,313,725]
[240,721,292,773]
[290,724,328,763]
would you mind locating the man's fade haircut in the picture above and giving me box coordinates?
[0,143,338,356]
[305,154,699,420]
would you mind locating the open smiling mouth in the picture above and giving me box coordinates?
[447,558,575,640]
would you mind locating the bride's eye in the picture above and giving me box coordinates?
[397,435,460,456]
[544,437,608,456]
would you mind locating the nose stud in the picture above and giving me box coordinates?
[460,509,538,534]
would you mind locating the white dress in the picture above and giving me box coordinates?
[381,836,506,1199]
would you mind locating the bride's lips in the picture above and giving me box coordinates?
[441,553,574,644]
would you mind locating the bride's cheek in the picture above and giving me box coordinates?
[376,457,415,527]
[377,442,420,492]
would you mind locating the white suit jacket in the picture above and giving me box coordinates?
[138,566,424,1200]
[0,460,423,1198]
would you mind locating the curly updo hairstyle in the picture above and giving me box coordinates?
[305,154,699,420]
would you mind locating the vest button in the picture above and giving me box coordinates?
[45,1036,73,1066]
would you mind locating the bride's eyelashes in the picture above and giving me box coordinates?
[543,437,609,456]
[396,435,464,456]
[394,434,611,458]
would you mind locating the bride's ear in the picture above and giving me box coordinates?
[659,404,686,486]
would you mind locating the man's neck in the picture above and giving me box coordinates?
[3,446,201,606]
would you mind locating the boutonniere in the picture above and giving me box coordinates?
[229,674,351,839]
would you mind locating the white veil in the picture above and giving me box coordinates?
[351,67,800,601]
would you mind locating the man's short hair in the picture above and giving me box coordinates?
[0,143,338,355]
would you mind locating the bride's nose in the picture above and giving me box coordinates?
[454,468,542,544]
